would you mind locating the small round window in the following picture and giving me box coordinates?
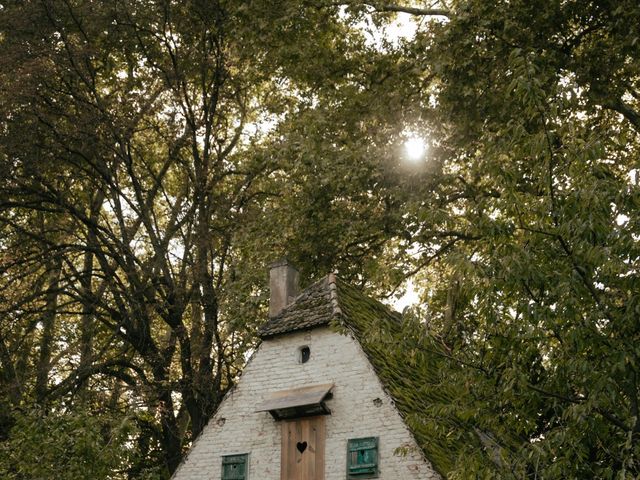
[298,346,310,364]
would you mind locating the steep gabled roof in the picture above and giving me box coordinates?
[258,274,481,477]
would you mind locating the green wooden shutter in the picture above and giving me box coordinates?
[347,437,378,478]
[221,453,248,480]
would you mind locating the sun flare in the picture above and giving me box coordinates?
[404,137,426,161]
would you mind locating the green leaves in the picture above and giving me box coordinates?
[1,0,639,477]
[0,408,161,480]
[388,0,640,477]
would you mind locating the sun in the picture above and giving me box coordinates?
[404,136,426,161]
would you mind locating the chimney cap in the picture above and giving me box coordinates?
[269,257,297,269]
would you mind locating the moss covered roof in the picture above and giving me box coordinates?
[259,274,482,477]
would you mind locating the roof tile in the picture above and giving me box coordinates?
[258,276,339,338]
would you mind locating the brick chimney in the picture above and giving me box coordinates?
[269,259,299,317]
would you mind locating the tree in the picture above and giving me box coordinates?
[368,0,640,477]
[3,0,638,477]
[0,408,148,479]
[0,0,412,475]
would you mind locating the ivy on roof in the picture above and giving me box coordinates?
[333,278,515,478]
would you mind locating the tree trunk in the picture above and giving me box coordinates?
[35,255,62,403]
[78,190,104,397]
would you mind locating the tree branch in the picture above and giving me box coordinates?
[603,98,640,132]
[369,3,450,17]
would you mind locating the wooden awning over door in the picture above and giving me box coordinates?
[255,383,334,420]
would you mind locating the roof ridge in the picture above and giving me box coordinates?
[326,272,343,317]
[295,274,329,301]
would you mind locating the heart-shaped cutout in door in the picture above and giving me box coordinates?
[296,441,308,454]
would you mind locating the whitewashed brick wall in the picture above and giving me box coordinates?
[172,326,441,480]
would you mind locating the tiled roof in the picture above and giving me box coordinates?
[258,274,341,338]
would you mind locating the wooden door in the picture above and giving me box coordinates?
[281,416,325,480]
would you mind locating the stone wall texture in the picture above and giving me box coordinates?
[172,326,440,480]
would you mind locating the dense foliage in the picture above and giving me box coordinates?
[0,0,400,475]
[0,408,147,479]
[394,1,640,477]
[1,0,638,478]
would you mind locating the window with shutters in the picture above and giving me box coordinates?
[346,437,378,478]
[221,453,248,480]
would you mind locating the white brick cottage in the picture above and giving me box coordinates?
[172,261,441,480]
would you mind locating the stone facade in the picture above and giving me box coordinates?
[172,326,440,480]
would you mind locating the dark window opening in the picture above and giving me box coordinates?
[299,346,310,363]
